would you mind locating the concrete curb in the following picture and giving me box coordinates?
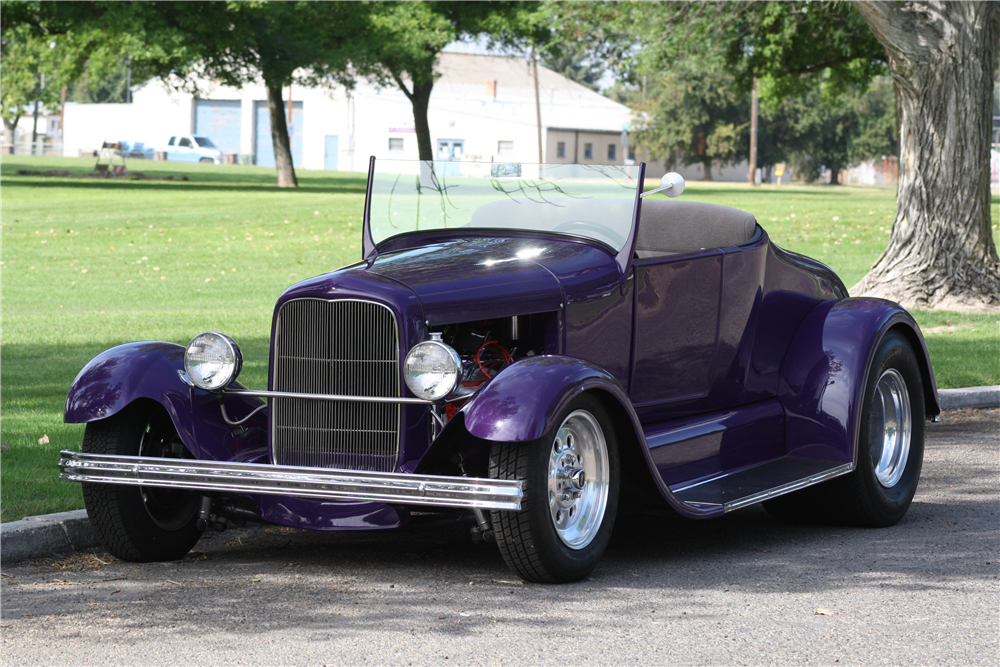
[2,388,997,565]
[1,510,100,564]
[938,385,1000,410]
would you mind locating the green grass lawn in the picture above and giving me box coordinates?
[2,156,998,522]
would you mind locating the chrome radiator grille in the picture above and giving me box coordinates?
[272,299,400,471]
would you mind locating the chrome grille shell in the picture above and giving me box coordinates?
[271,298,401,471]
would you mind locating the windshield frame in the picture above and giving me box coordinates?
[362,157,645,280]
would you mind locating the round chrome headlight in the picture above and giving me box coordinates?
[184,332,242,391]
[403,339,462,401]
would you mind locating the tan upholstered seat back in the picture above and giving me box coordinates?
[636,200,758,258]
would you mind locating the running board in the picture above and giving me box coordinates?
[671,457,853,513]
[59,451,523,511]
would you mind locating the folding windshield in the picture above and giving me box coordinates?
[366,160,641,253]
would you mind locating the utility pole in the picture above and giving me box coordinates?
[748,77,758,186]
[532,45,542,163]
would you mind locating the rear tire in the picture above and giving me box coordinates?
[82,403,202,561]
[764,330,925,526]
[198,157,214,164]
[489,394,619,583]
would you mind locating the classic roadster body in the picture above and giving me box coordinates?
[62,160,939,583]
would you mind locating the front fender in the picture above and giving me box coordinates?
[460,356,628,442]
[447,355,724,519]
[64,341,267,462]
[777,298,939,465]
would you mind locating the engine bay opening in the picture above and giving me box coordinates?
[431,313,556,417]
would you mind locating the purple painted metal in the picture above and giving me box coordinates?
[367,241,563,325]
[647,398,785,487]
[256,496,406,530]
[64,342,267,463]
[630,250,725,405]
[777,297,939,465]
[461,356,619,442]
[458,354,724,518]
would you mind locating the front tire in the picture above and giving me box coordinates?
[82,402,203,561]
[765,330,925,526]
[489,394,619,583]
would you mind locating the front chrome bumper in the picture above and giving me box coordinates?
[59,451,523,511]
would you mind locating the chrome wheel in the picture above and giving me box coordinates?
[869,368,911,488]
[547,409,610,549]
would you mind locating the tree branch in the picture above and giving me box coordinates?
[389,69,414,103]
[851,0,936,60]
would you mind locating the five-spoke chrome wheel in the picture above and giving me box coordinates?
[547,410,610,549]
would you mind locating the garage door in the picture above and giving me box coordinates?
[194,100,241,155]
[255,101,303,168]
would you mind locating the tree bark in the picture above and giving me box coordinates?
[4,116,20,154]
[265,81,298,188]
[851,1,1000,310]
[828,159,841,185]
[411,81,434,161]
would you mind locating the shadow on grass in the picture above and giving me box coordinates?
[1,336,273,521]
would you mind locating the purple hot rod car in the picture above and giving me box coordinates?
[61,159,939,583]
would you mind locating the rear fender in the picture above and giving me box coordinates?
[424,355,724,519]
[777,298,939,465]
[64,341,267,462]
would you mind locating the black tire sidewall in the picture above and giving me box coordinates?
[82,403,202,561]
[855,331,925,524]
[523,394,621,581]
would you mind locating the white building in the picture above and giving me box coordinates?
[62,53,667,175]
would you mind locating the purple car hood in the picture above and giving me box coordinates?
[366,239,566,324]
[279,236,621,326]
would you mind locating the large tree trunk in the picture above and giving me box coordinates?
[828,159,842,185]
[265,81,298,188]
[851,1,1000,310]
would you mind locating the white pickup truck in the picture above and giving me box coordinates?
[124,135,223,164]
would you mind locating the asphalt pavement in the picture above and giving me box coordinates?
[1,407,996,666]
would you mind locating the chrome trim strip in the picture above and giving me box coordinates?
[225,387,433,405]
[723,462,854,512]
[59,450,522,511]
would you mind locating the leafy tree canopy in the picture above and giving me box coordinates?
[355,1,543,160]
[633,54,749,180]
